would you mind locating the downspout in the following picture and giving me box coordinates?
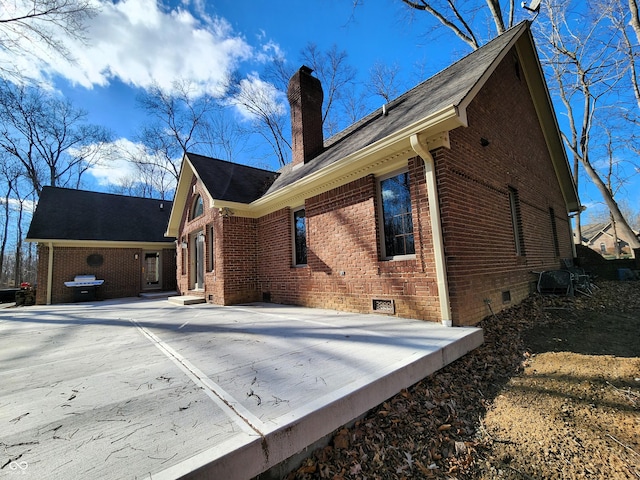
[410,134,453,327]
[47,242,53,305]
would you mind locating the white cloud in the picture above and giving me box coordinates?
[87,138,142,187]
[231,72,287,121]
[86,138,179,194]
[0,0,254,96]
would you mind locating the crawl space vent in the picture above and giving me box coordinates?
[372,299,395,314]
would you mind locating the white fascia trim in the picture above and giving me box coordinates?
[27,239,176,249]
[249,106,465,216]
[166,157,194,237]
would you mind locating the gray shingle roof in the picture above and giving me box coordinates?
[186,153,279,204]
[26,187,174,242]
[264,22,528,194]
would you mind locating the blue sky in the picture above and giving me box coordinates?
[55,0,451,140]
[3,0,637,224]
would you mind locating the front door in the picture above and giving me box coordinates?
[142,251,162,290]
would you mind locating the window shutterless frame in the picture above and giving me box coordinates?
[377,169,416,260]
[292,206,307,266]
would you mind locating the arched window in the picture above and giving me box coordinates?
[191,194,204,220]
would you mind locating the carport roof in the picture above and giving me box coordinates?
[26,186,174,243]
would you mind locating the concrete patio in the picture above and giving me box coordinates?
[0,297,482,479]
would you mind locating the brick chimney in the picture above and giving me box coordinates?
[287,65,324,166]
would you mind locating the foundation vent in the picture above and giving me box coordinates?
[372,299,395,314]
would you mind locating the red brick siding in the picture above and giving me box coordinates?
[256,171,442,321]
[175,178,260,305]
[35,245,176,304]
[220,216,260,304]
[437,52,574,324]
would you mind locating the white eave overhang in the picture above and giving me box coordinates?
[25,239,176,249]
[213,105,465,219]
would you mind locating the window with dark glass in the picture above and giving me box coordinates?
[380,171,415,258]
[191,194,204,219]
[293,208,307,265]
[549,207,560,257]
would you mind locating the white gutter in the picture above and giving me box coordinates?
[47,242,53,305]
[410,134,453,327]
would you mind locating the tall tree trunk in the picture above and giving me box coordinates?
[13,200,23,286]
[582,157,640,250]
[0,184,11,285]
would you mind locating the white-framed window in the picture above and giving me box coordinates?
[378,169,415,259]
[292,206,307,266]
[190,194,204,220]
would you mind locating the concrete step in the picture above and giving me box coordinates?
[167,295,206,306]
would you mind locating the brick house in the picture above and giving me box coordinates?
[166,22,579,326]
[577,222,639,257]
[26,187,176,304]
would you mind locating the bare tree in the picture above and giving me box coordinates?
[367,61,403,103]
[0,80,112,196]
[231,73,291,167]
[540,1,640,250]
[394,0,516,50]
[300,44,358,136]
[135,78,226,187]
[0,154,20,285]
[0,0,98,80]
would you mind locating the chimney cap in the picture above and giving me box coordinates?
[299,65,313,75]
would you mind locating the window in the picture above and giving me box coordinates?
[190,194,203,220]
[379,171,415,259]
[508,187,525,256]
[207,224,215,272]
[293,207,307,265]
[549,207,560,257]
[600,242,606,254]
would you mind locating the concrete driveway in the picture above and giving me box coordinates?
[0,298,482,479]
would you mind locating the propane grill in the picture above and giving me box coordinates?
[64,275,104,287]
[64,275,104,302]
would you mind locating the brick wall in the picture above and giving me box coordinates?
[437,51,574,324]
[175,178,260,305]
[35,244,176,304]
[256,171,442,321]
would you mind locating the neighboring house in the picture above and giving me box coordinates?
[166,22,579,326]
[577,222,639,257]
[26,187,177,305]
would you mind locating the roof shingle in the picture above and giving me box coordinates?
[26,187,174,242]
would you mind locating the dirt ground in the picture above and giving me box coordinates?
[285,281,640,480]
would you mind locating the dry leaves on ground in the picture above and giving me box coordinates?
[284,281,640,480]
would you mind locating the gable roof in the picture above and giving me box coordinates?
[187,153,278,204]
[266,22,529,195]
[580,222,640,244]
[167,21,578,234]
[165,153,279,236]
[580,222,610,243]
[26,187,174,244]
